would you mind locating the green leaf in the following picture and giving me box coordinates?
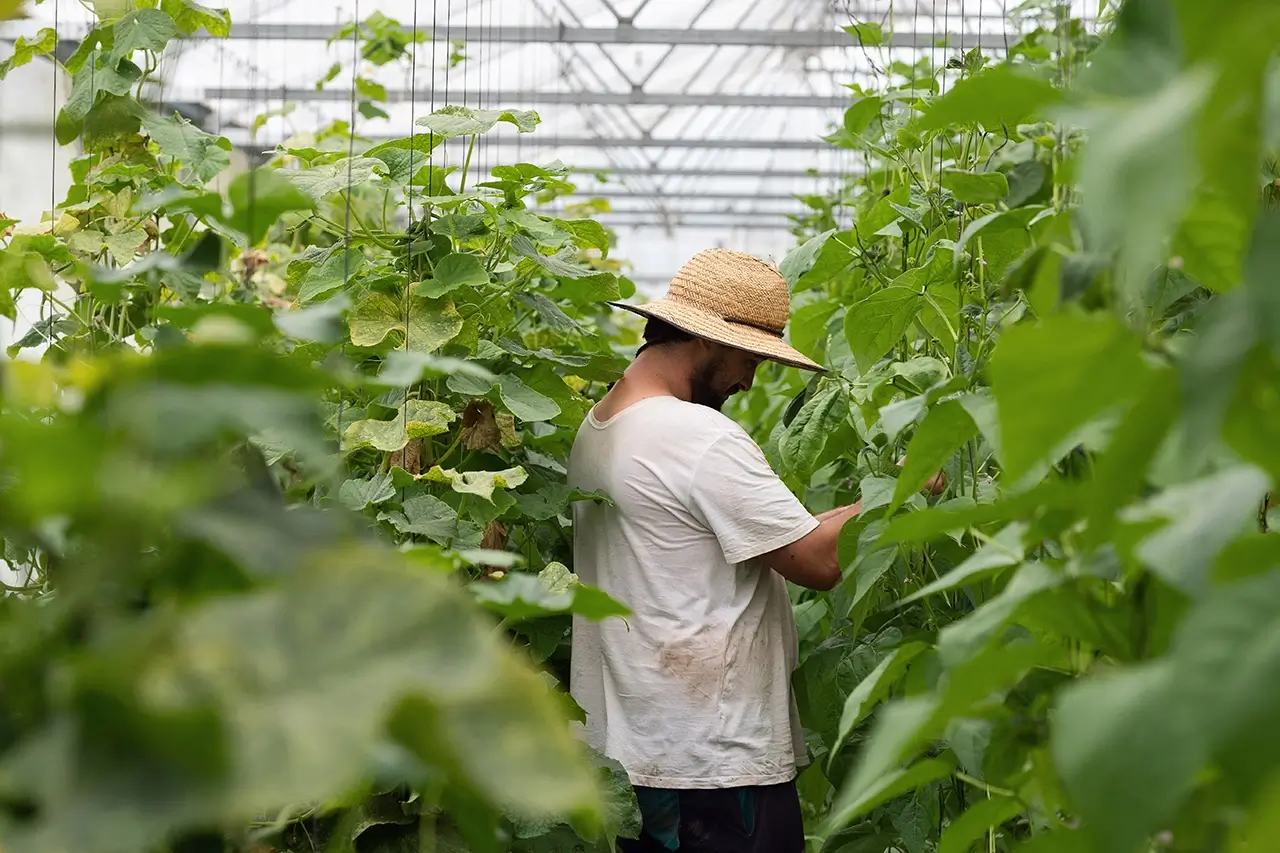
[349,294,463,354]
[898,522,1026,606]
[141,111,232,183]
[161,0,231,36]
[497,374,561,423]
[824,756,956,838]
[1052,661,1195,853]
[1123,464,1271,596]
[938,797,1025,853]
[941,170,1009,205]
[56,53,142,145]
[376,351,495,387]
[224,169,316,246]
[916,64,1062,132]
[343,399,457,452]
[554,218,610,257]
[472,563,630,623]
[0,27,57,80]
[424,466,529,503]
[830,642,930,760]
[366,135,449,184]
[381,493,464,545]
[297,247,364,304]
[844,286,922,373]
[417,105,541,139]
[892,401,978,510]
[419,253,489,298]
[843,22,883,45]
[284,157,382,201]
[338,473,397,511]
[778,381,847,483]
[859,477,898,514]
[780,230,837,287]
[936,562,1063,667]
[989,312,1151,481]
[843,97,883,136]
[1074,69,1214,306]
[109,9,179,64]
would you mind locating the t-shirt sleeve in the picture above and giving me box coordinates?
[687,428,820,565]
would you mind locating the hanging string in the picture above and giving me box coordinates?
[39,0,60,353]
[335,0,360,475]
[402,0,422,468]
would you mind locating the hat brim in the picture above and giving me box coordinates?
[608,298,824,372]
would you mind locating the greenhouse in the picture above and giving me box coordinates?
[0,0,1276,851]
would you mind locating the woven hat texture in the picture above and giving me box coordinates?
[609,248,823,371]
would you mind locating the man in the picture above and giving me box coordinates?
[567,248,862,852]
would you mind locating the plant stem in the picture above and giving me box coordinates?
[458,134,478,193]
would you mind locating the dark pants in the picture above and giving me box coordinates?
[619,781,804,853]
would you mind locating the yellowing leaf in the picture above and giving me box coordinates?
[423,465,528,502]
[343,399,456,452]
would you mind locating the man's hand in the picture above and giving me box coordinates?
[764,502,862,591]
[898,456,947,496]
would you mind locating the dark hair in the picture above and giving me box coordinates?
[636,317,695,357]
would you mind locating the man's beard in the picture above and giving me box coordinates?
[689,358,730,411]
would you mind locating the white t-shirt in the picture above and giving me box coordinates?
[567,395,820,789]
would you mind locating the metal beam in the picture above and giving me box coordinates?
[237,135,833,152]
[206,86,849,109]
[5,23,1024,51]
[198,24,999,49]
[539,190,825,202]
[569,166,842,179]
[571,208,798,217]
[601,219,796,231]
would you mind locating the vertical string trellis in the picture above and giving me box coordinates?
[39,0,61,355]
[401,0,423,482]
[334,0,361,494]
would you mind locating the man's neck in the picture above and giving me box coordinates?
[596,349,691,420]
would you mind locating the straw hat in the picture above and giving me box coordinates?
[608,248,823,372]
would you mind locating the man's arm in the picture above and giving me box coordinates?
[761,501,862,592]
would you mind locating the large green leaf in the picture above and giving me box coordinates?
[1073,69,1213,305]
[141,111,232,183]
[224,169,316,246]
[417,105,541,139]
[829,642,930,761]
[56,53,142,145]
[891,400,978,510]
[349,293,463,353]
[284,157,382,201]
[497,374,561,423]
[989,312,1151,482]
[109,8,179,64]
[365,135,447,183]
[916,64,1062,132]
[1053,661,1198,853]
[420,253,490,298]
[938,797,1025,853]
[161,0,231,35]
[941,170,1009,205]
[779,230,837,287]
[844,286,921,373]
[3,555,603,853]
[1122,464,1270,595]
[778,381,847,483]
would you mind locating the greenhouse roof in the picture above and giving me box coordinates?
[6,0,1098,289]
